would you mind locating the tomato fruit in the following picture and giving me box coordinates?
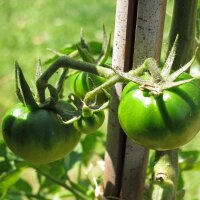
[2,103,81,164]
[74,110,105,134]
[118,73,200,150]
[70,72,106,103]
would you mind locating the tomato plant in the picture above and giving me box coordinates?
[2,103,81,164]
[118,73,200,150]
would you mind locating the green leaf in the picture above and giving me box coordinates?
[81,131,105,165]
[191,161,200,170]
[0,169,23,193]
[64,151,82,171]
[0,161,12,175]
[44,44,77,66]
[179,150,200,171]
[38,160,66,179]
[5,193,23,200]
[14,179,32,193]
[177,172,184,191]
[63,143,82,171]
[35,160,66,194]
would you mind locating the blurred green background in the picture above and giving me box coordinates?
[0,0,116,115]
[1,0,200,199]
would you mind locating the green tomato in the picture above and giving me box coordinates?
[2,103,81,164]
[70,72,106,103]
[74,111,105,134]
[118,73,200,150]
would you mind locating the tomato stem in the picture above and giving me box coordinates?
[150,150,178,199]
[36,56,114,103]
[31,165,92,200]
[84,74,121,104]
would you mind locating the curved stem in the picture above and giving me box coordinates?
[84,74,122,104]
[32,165,91,200]
[84,62,148,104]
[36,56,114,103]
[8,191,48,200]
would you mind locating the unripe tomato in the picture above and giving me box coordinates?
[2,103,81,164]
[74,110,105,134]
[118,73,200,150]
[70,72,106,103]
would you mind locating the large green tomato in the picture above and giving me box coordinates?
[70,72,106,103]
[118,73,200,150]
[2,102,81,164]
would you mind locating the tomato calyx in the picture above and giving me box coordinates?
[15,61,68,112]
[114,37,198,95]
[59,93,108,126]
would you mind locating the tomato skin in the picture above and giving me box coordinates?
[74,111,105,134]
[118,74,200,150]
[2,103,81,164]
[70,72,106,103]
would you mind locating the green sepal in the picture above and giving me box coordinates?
[39,84,59,109]
[15,64,24,104]
[97,29,112,66]
[47,84,59,103]
[144,58,163,82]
[76,45,96,63]
[161,35,178,78]
[68,93,83,111]
[35,56,42,81]
[80,28,90,51]
[56,68,68,98]
[15,62,39,111]
[82,104,93,118]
